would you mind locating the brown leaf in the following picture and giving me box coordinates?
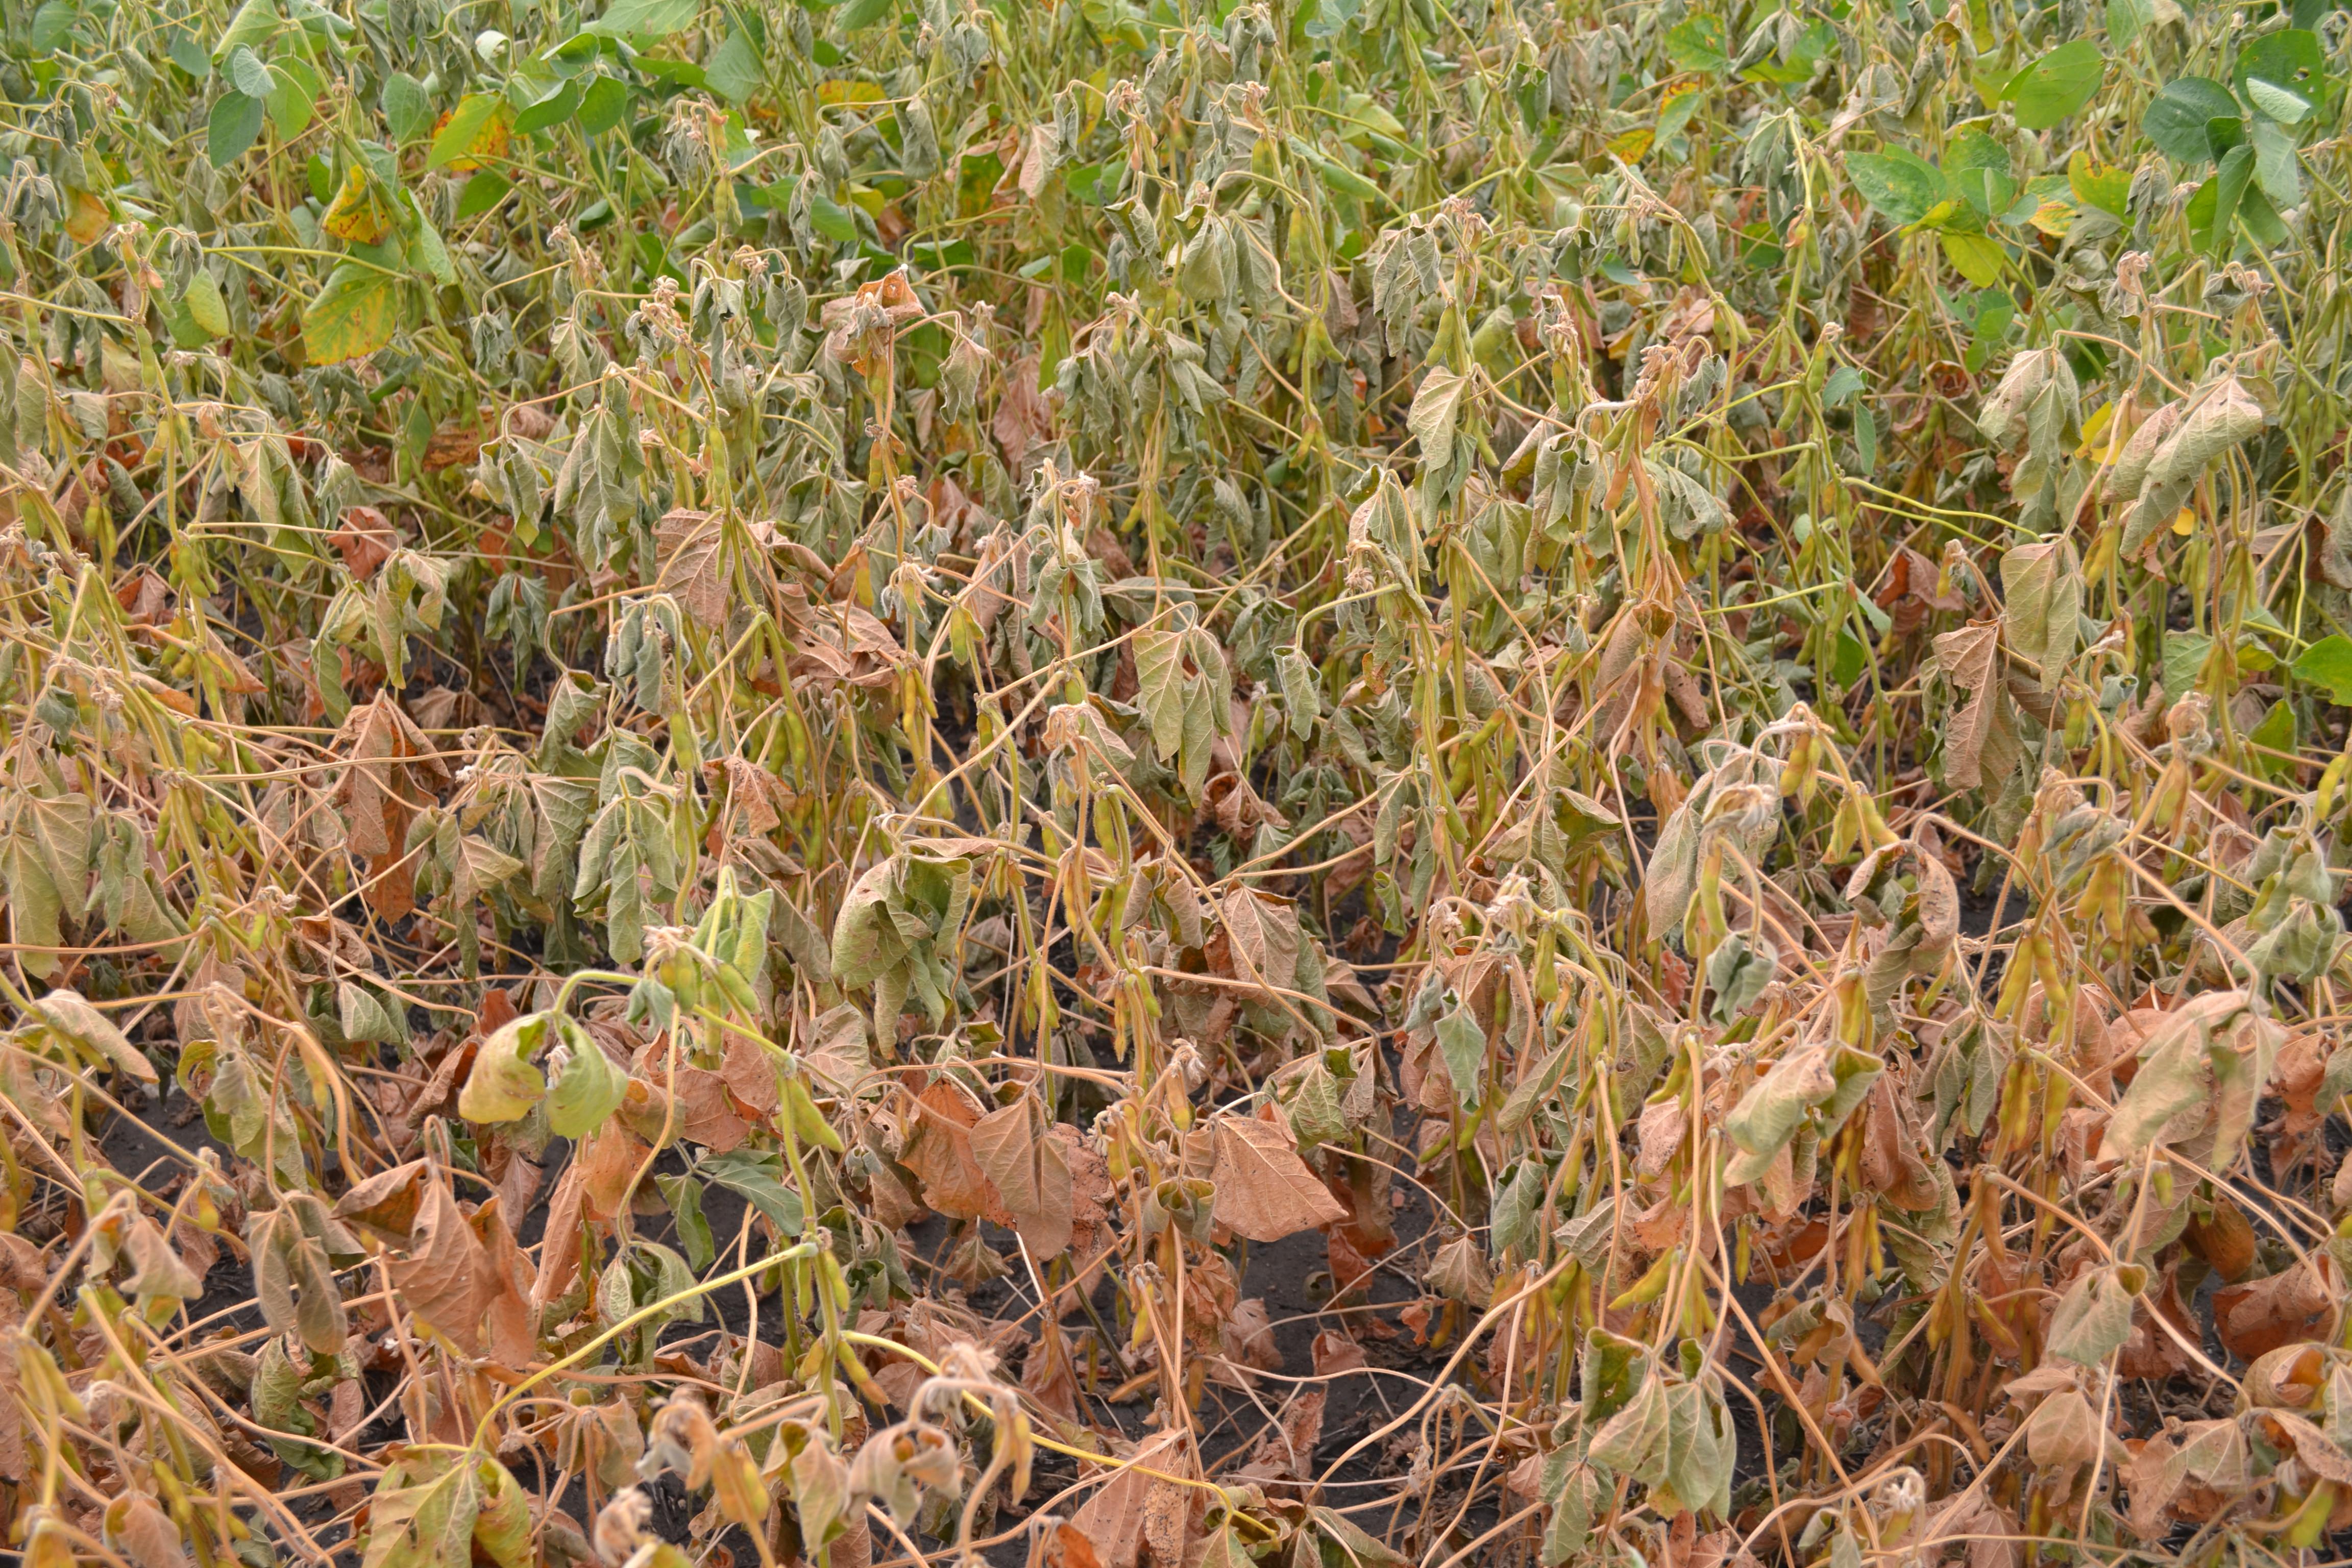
[1,1303,32,1481]
[969,1091,1074,1257]
[720,1031,780,1115]
[1058,1123,1112,1263]
[828,1520,873,1568]
[469,1195,538,1369]
[1208,1115,1348,1242]
[334,1158,427,1242]
[332,693,447,860]
[1069,1434,1184,1568]
[109,1494,187,1568]
[331,507,397,580]
[992,353,1052,475]
[902,1082,1002,1221]
[2183,1202,2257,1283]
[1931,623,2018,790]
[1220,888,1301,995]
[1237,1383,1326,1483]
[1234,1296,1282,1365]
[1924,1493,2020,1568]
[579,1122,652,1221]
[0,1236,48,1292]
[422,420,487,472]
[393,1174,493,1354]
[655,508,730,625]
[531,1162,587,1314]
[1311,1330,1367,1379]
[2214,1256,2340,1362]
[1043,1522,1104,1568]
[2114,1267,2198,1382]
[1020,1315,1080,1425]
[1139,1469,1195,1568]
[668,1064,752,1153]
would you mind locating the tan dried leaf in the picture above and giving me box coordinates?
[1208,1115,1348,1242]
[969,1090,1074,1257]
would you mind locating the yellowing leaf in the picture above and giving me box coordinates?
[302,262,401,364]
[1607,127,1655,162]
[2027,198,2075,235]
[2076,400,2118,459]
[1938,229,2005,286]
[321,164,395,244]
[459,1012,550,1122]
[182,270,232,338]
[428,93,514,172]
[364,1455,481,1568]
[65,188,110,243]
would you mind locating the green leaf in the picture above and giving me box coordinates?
[1588,1371,1670,1485]
[1287,135,1382,202]
[207,91,266,166]
[2162,630,2214,697]
[1664,14,1728,72]
[2234,179,2288,248]
[546,1022,627,1138]
[2292,635,2352,702]
[30,2,77,53]
[455,172,512,220]
[2250,116,2303,207]
[512,78,581,135]
[1945,127,2015,217]
[1196,1527,1252,1568]
[700,1150,805,1236]
[1434,996,1487,1107]
[182,270,231,337]
[302,262,400,363]
[1132,629,1186,762]
[214,0,279,58]
[1408,365,1472,456]
[226,43,272,97]
[30,989,155,1083]
[792,1435,852,1547]
[2143,77,2240,163]
[266,56,318,139]
[382,71,432,141]
[577,75,629,137]
[1999,535,2080,693]
[2068,151,2131,217]
[2236,29,2324,113]
[2106,0,2154,45]
[1845,147,1947,227]
[410,207,456,284]
[590,0,697,35]
[2246,77,2313,124]
[2005,39,2105,129]
[471,1459,533,1568]
[1660,1382,1734,1518]
[2210,141,2257,253]
[1725,1042,1837,1163]
[654,1174,716,1271]
[705,30,763,103]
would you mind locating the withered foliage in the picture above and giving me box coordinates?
[2,3,2352,1568]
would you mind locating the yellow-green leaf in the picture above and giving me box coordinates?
[302,263,400,364]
